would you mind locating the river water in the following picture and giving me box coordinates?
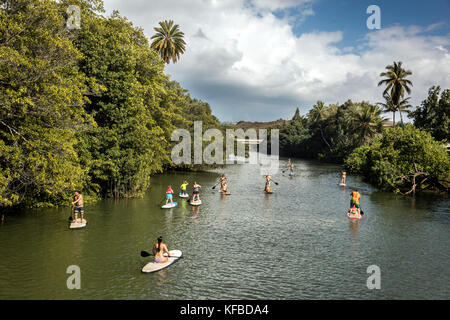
[0,158,449,299]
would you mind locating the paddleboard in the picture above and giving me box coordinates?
[179,193,189,198]
[289,173,295,177]
[190,199,202,206]
[265,191,273,194]
[161,202,177,209]
[338,183,346,186]
[70,218,87,229]
[141,250,182,273]
[347,210,362,220]
[219,190,231,195]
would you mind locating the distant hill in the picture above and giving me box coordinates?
[234,119,290,130]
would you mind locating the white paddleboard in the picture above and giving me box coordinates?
[161,202,177,209]
[70,218,87,229]
[179,193,189,198]
[142,250,182,273]
[338,183,346,186]
[190,199,202,206]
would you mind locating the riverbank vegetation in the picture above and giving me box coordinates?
[0,0,223,208]
[276,72,449,194]
[1,1,448,209]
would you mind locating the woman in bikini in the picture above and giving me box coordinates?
[193,181,201,201]
[152,236,170,263]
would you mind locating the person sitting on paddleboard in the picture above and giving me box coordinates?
[350,189,363,214]
[340,170,346,185]
[193,181,201,201]
[180,181,188,196]
[71,191,84,223]
[165,185,174,205]
[153,236,170,263]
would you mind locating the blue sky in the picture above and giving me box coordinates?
[288,0,450,51]
[103,0,450,122]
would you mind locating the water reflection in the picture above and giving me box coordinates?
[180,199,188,210]
[348,219,360,235]
[1,159,449,300]
[191,206,200,219]
[155,268,168,286]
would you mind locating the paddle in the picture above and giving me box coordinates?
[212,178,228,190]
[211,181,220,190]
[68,206,73,222]
[158,195,168,207]
[140,250,183,258]
[263,175,278,185]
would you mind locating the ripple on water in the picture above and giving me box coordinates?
[0,159,449,299]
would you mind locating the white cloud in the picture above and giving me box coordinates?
[103,0,450,121]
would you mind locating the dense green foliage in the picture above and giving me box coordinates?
[0,0,221,208]
[0,0,93,207]
[408,86,450,142]
[344,125,449,193]
[0,1,448,208]
[279,101,384,162]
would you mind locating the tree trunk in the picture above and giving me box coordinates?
[392,112,395,125]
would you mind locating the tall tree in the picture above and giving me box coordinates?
[408,86,450,142]
[378,61,413,123]
[378,93,411,125]
[349,104,384,144]
[150,20,186,64]
[308,101,331,149]
[378,93,397,125]
[0,0,93,207]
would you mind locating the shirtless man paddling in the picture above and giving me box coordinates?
[71,191,84,223]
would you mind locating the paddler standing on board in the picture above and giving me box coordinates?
[152,236,170,263]
[193,181,201,201]
[350,189,363,214]
[264,173,272,193]
[221,180,230,194]
[180,181,189,196]
[219,174,227,192]
[340,170,347,185]
[165,185,174,205]
[71,191,84,223]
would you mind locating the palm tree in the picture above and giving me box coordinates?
[377,93,397,125]
[350,104,384,144]
[150,20,186,64]
[377,93,412,125]
[378,61,413,121]
[308,101,331,149]
[396,96,412,124]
